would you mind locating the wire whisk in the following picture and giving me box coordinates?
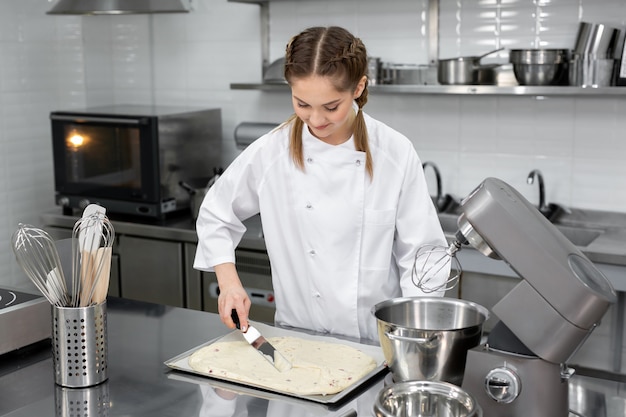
[71,212,115,307]
[11,224,70,306]
[412,239,463,293]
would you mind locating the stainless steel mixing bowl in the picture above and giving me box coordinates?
[509,49,569,85]
[373,380,483,417]
[373,297,489,385]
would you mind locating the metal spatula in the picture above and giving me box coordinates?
[231,310,292,372]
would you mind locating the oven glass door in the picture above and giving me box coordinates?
[51,115,159,202]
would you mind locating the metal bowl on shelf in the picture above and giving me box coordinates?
[263,58,287,84]
[509,49,569,86]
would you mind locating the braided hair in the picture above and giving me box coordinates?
[283,26,373,177]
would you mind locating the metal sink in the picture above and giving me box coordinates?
[438,213,459,234]
[438,214,604,248]
[554,225,604,247]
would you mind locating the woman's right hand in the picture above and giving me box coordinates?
[214,263,251,331]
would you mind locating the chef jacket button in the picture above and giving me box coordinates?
[306,202,313,209]
[309,249,316,256]
[307,157,313,163]
[356,159,361,166]
[313,292,321,298]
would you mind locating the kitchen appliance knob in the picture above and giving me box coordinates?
[57,196,70,207]
[484,367,520,403]
[78,199,91,210]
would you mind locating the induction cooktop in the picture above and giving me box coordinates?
[0,288,41,310]
[0,287,51,355]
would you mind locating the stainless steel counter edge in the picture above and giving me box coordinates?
[1,297,624,417]
[40,209,268,252]
[42,208,626,263]
[455,245,626,292]
[41,208,626,290]
[441,207,626,267]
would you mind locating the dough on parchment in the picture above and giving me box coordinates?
[188,336,378,396]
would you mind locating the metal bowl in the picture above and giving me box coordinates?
[372,297,489,385]
[509,49,569,86]
[373,380,482,417]
[263,58,286,84]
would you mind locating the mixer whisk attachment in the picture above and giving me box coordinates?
[412,238,463,293]
[11,224,70,307]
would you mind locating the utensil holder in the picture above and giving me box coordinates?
[54,381,110,417]
[52,302,108,387]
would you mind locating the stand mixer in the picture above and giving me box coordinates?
[447,178,617,417]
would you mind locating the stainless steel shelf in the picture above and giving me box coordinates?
[228,0,626,97]
[231,82,626,96]
[231,82,288,91]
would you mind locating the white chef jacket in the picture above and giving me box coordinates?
[194,107,448,341]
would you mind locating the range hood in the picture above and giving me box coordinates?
[47,0,189,15]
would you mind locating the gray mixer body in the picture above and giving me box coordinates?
[463,346,569,417]
[455,178,616,417]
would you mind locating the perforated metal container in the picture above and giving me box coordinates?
[52,302,108,387]
[54,382,110,417]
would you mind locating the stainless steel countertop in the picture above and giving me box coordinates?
[40,207,626,266]
[547,207,626,267]
[0,297,624,417]
[40,206,626,293]
[439,207,626,267]
[437,206,626,291]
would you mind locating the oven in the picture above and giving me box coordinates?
[50,105,222,219]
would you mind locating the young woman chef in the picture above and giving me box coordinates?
[194,26,449,342]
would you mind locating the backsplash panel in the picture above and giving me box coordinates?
[2,0,626,289]
[264,0,626,211]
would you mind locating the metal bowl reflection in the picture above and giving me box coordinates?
[373,380,482,417]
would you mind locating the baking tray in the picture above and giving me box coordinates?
[165,322,388,405]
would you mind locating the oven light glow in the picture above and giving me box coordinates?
[68,133,85,148]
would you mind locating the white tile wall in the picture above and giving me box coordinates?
[1,1,626,296]
[0,2,86,288]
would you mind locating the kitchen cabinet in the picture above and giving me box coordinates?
[184,243,276,324]
[184,242,203,311]
[117,235,185,308]
[42,222,184,307]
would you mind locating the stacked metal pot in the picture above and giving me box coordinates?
[569,21,621,87]
[437,48,503,85]
[435,21,621,88]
